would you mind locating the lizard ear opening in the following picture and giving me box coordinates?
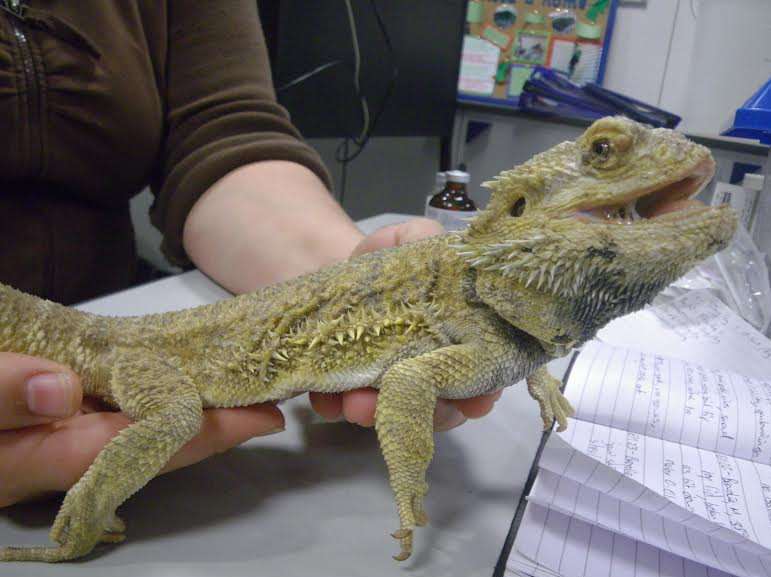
[510,197,527,217]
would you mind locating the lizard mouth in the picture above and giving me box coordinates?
[575,156,716,224]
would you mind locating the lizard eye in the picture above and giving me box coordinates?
[510,197,526,217]
[592,138,611,158]
[583,137,619,169]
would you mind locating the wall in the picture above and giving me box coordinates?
[602,0,685,109]
[603,0,771,135]
[307,137,441,220]
[676,0,771,135]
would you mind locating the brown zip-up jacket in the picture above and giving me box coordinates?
[0,1,331,304]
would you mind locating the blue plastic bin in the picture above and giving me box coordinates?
[723,77,771,145]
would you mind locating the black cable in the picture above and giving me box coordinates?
[275,1,397,205]
[335,0,398,165]
[276,60,345,94]
[339,138,350,207]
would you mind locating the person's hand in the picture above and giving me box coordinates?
[309,218,504,432]
[0,352,284,507]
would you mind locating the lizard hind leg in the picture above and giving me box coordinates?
[374,343,494,562]
[375,363,437,562]
[0,348,204,563]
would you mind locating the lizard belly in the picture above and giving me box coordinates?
[197,360,388,408]
[197,337,439,408]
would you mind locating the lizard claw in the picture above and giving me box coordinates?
[391,528,413,561]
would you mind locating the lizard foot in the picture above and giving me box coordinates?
[527,368,575,432]
[0,504,119,562]
[389,490,428,561]
[0,484,128,563]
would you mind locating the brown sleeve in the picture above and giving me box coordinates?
[150,0,333,266]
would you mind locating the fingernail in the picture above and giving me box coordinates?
[255,425,285,437]
[25,373,75,417]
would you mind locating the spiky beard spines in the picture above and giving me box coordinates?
[453,226,696,348]
[452,230,590,301]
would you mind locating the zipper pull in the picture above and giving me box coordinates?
[1,0,26,19]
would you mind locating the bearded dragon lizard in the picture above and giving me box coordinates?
[0,117,736,562]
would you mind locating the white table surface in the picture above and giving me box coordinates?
[0,213,569,576]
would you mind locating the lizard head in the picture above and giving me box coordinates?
[456,116,737,354]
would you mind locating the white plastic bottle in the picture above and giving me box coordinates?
[741,172,764,233]
[711,173,762,232]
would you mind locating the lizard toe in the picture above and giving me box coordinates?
[391,528,413,561]
[414,509,429,527]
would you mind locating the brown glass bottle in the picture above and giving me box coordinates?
[425,170,478,231]
[428,170,476,212]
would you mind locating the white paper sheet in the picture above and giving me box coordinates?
[597,290,771,380]
[567,341,771,466]
[512,502,734,577]
[540,422,771,556]
[528,468,771,577]
[458,36,499,95]
[509,293,771,577]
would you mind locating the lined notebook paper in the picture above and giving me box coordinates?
[507,291,771,577]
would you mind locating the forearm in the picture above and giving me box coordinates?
[183,161,363,294]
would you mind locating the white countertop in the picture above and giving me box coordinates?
[0,213,568,577]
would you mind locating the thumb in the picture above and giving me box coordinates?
[0,352,82,430]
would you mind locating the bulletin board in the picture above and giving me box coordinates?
[457,0,618,106]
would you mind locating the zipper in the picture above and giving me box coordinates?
[1,0,26,19]
[5,1,43,176]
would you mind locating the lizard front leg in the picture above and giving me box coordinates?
[0,348,203,562]
[375,343,492,562]
[526,366,574,432]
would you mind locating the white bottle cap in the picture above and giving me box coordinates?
[742,173,765,192]
[445,170,470,184]
[435,172,447,186]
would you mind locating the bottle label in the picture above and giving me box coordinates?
[425,205,478,231]
[711,182,758,231]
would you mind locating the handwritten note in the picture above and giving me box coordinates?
[597,290,771,379]
[526,470,771,577]
[541,422,771,555]
[539,426,771,556]
[509,296,771,577]
[567,342,771,466]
